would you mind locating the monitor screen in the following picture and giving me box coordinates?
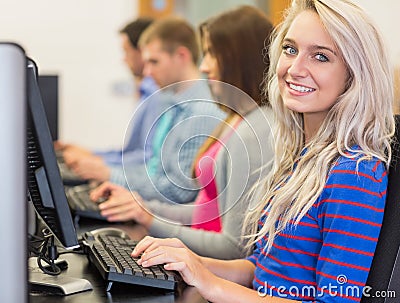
[26,59,78,249]
[38,75,58,141]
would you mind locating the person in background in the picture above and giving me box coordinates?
[130,0,395,302]
[60,17,159,172]
[85,17,225,203]
[90,6,275,259]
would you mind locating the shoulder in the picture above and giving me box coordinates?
[316,152,387,223]
[233,106,274,143]
[322,152,388,208]
[331,151,387,183]
[242,106,273,127]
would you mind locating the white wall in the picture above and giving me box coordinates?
[353,1,400,109]
[1,0,139,149]
[353,0,400,66]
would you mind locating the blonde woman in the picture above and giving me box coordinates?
[130,0,395,302]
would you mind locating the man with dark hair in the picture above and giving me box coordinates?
[119,17,155,91]
[120,17,153,48]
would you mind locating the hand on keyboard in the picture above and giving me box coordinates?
[66,184,107,221]
[89,182,151,225]
[82,228,181,292]
[132,236,207,291]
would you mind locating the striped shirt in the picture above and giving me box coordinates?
[248,151,387,303]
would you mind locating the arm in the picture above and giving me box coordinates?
[132,236,255,285]
[144,199,194,225]
[94,149,123,165]
[200,256,255,286]
[310,157,387,302]
[95,146,151,166]
[132,237,298,303]
[90,181,196,224]
[148,219,242,259]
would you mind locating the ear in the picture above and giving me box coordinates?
[174,46,193,63]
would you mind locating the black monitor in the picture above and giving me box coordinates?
[26,59,78,250]
[38,75,58,141]
[26,58,92,295]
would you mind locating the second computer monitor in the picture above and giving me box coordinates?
[38,75,58,141]
[27,59,78,249]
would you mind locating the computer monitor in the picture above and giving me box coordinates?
[26,59,78,250]
[38,75,59,141]
[0,42,28,303]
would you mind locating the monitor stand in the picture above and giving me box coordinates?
[28,257,93,295]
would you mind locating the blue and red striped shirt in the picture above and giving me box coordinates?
[248,151,387,302]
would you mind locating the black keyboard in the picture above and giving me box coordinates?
[58,162,83,181]
[83,230,179,292]
[66,184,106,220]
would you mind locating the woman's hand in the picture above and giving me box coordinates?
[131,237,262,302]
[132,236,188,255]
[90,182,153,227]
[131,236,216,290]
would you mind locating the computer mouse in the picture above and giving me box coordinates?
[83,227,129,241]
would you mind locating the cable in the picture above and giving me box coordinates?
[29,229,85,275]
[35,229,62,276]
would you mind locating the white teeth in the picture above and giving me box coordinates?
[289,83,314,93]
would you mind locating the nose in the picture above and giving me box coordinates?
[199,56,210,75]
[142,64,151,77]
[287,55,308,78]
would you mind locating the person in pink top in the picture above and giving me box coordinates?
[191,116,243,232]
[90,6,275,259]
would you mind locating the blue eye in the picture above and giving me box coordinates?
[315,53,329,62]
[282,44,297,55]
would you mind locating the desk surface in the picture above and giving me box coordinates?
[29,219,208,303]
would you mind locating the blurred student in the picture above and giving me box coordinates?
[91,6,274,259]
[61,17,158,171]
[130,0,395,302]
[82,17,224,203]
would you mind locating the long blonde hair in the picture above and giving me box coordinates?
[244,0,395,253]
